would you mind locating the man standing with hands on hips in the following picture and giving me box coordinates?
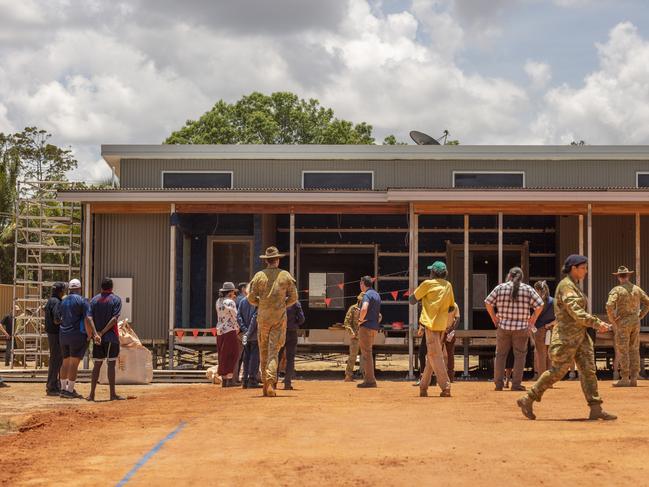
[357,276,381,389]
[485,267,544,392]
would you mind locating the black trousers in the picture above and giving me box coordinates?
[281,329,299,386]
[46,333,63,392]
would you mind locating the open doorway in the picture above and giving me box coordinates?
[448,244,528,329]
[206,237,253,326]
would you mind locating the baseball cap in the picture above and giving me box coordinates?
[426,261,447,273]
[68,278,82,290]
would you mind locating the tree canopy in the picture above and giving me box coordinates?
[165,91,384,145]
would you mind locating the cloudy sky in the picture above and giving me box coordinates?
[1,0,649,181]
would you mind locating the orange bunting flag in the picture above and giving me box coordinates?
[210,328,217,336]
[324,297,332,307]
[176,330,185,339]
[390,291,399,301]
[192,329,199,337]
[337,283,344,291]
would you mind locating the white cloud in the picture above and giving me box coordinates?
[533,22,649,144]
[524,60,552,89]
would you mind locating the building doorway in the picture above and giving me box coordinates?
[206,237,253,326]
[448,244,529,329]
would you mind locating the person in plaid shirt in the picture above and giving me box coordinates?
[485,267,544,391]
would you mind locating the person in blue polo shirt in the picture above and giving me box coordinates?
[57,278,96,399]
[357,275,381,389]
[87,278,124,401]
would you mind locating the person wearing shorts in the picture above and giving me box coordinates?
[87,278,123,401]
[57,279,94,399]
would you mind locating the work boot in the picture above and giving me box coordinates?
[439,388,451,397]
[516,396,536,420]
[419,388,428,397]
[266,381,277,397]
[588,405,617,420]
[613,379,631,387]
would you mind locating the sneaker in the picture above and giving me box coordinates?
[71,390,84,399]
[612,379,631,387]
[357,382,377,388]
[60,390,75,399]
[46,389,60,396]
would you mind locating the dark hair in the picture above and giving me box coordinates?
[266,257,280,266]
[237,282,248,292]
[219,290,235,299]
[430,268,447,279]
[508,267,524,300]
[360,275,373,288]
[101,278,113,291]
[52,282,66,297]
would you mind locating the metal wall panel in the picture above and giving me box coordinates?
[120,158,649,189]
[93,214,170,341]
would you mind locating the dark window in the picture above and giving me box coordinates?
[162,172,232,189]
[638,173,649,188]
[454,172,524,188]
[303,172,373,189]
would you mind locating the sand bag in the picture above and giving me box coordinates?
[206,365,222,384]
[99,347,154,385]
[118,319,142,348]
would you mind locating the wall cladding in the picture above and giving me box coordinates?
[120,158,649,190]
[93,214,170,341]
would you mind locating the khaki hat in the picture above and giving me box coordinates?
[259,246,285,259]
[68,278,81,290]
[612,266,634,275]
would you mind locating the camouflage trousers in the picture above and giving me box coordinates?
[345,336,365,379]
[258,319,287,386]
[614,321,641,380]
[527,333,603,406]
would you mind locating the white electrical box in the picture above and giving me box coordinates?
[109,277,133,322]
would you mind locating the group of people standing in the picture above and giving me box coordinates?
[215,247,305,396]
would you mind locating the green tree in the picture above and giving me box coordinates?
[0,128,78,283]
[165,92,376,144]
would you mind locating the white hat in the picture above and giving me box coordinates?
[68,278,82,290]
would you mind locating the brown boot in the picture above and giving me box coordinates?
[517,395,536,420]
[613,379,631,387]
[439,388,451,397]
[630,379,638,387]
[588,405,617,420]
[266,381,277,397]
[419,388,428,397]
[344,375,355,382]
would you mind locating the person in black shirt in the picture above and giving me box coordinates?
[1,306,16,367]
[45,282,66,396]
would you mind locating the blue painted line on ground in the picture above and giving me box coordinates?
[116,420,187,486]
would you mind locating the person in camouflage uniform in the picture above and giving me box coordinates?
[606,265,649,387]
[343,293,365,382]
[247,247,298,397]
[517,255,617,421]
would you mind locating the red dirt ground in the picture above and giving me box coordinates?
[2,379,649,486]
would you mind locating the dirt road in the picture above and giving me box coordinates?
[2,379,648,486]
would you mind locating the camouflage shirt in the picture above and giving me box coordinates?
[606,281,649,326]
[344,303,361,335]
[553,276,603,344]
[247,267,298,324]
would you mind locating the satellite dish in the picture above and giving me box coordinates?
[410,130,440,145]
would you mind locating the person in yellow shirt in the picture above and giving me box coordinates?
[409,261,455,397]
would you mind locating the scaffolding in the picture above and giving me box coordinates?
[12,180,82,368]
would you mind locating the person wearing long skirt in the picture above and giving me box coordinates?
[216,282,240,387]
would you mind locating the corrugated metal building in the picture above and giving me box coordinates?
[57,145,649,358]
